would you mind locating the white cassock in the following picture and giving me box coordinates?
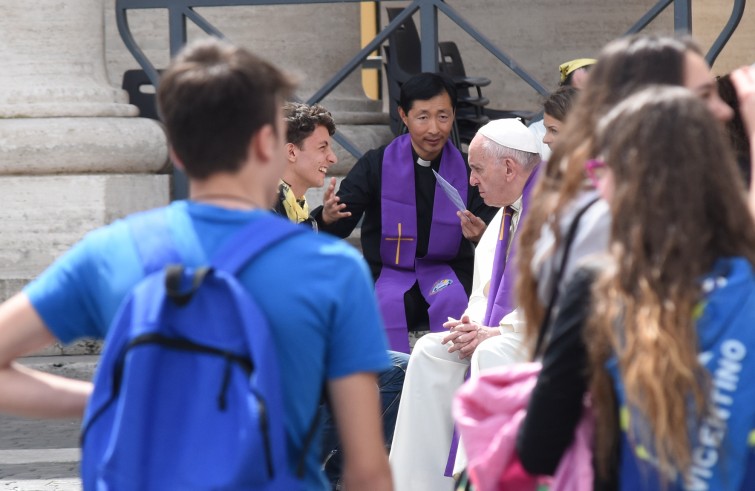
[389,207,528,491]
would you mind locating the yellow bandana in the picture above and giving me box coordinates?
[559,58,597,83]
[278,180,310,224]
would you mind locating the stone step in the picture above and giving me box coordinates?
[0,449,79,466]
[17,355,98,381]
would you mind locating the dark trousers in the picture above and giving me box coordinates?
[321,350,409,489]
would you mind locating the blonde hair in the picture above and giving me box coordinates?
[587,86,755,477]
[517,34,701,356]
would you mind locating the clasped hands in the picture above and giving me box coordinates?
[441,314,498,360]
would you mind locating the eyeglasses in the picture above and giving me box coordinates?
[584,159,607,188]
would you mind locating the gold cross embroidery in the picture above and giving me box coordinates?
[385,223,414,265]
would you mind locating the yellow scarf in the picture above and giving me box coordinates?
[278,180,310,223]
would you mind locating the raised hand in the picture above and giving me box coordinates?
[457,210,486,243]
[321,177,351,225]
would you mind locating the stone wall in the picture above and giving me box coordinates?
[0,0,169,307]
[695,0,755,75]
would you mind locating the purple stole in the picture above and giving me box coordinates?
[444,163,541,476]
[375,134,470,353]
[484,163,541,327]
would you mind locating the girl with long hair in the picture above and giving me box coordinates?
[517,34,734,347]
[514,34,739,489]
[587,86,755,489]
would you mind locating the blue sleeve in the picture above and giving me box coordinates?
[24,221,142,344]
[324,243,391,379]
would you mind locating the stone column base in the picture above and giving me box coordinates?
[1,174,169,356]
[0,174,170,286]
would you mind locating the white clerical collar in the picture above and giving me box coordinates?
[416,157,432,167]
[509,195,523,214]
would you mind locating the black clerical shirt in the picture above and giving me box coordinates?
[313,144,498,306]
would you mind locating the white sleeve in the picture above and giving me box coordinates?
[498,307,525,334]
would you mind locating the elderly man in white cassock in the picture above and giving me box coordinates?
[389,118,542,491]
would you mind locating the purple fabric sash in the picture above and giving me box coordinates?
[375,134,469,353]
[483,164,541,327]
[483,207,514,325]
[445,163,541,477]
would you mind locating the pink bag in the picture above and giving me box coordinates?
[453,362,594,491]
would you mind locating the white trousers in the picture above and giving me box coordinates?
[389,331,527,491]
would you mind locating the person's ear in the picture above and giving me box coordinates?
[169,148,186,171]
[286,142,297,163]
[250,123,276,165]
[399,106,409,128]
[504,158,517,180]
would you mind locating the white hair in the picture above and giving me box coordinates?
[479,134,540,170]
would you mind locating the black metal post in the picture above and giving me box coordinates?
[706,0,746,65]
[418,1,438,72]
[673,0,692,34]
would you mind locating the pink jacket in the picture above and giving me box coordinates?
[453,362,594,491]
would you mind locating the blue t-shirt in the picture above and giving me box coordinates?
[25,200,391,490]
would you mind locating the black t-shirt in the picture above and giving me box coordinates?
[516,267,618,490]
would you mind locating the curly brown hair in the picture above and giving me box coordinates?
[283,102,336,148]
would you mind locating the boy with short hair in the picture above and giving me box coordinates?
[0,38,393,491]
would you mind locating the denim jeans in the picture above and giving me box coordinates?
[321,350,409,489]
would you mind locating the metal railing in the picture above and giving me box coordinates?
[623,0,746,64]
[115,0,746,197]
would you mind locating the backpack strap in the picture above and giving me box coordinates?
[210,213,322,477]
[533,197,600,359]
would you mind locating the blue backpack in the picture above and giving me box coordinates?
[81,208,312,490]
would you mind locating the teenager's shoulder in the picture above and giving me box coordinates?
[286,227,365,265]
[74,214,136,256]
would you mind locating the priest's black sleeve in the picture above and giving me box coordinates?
[313,147,383,238]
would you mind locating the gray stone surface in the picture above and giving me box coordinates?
[0,174,170,293]
[431,0,673,109]
[0,0,170,300]
[0,118,167,175]
[27,342,101,359]
[0,0,134,118]
[0,478,81,491]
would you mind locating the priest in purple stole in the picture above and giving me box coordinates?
[388,119,542,491]
[313,74,499,352]
[375,133,471,352]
